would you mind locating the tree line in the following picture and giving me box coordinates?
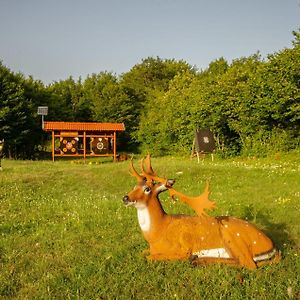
[0,30,299,159]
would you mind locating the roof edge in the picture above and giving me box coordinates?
[43,121,125,131]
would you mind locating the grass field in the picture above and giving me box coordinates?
[0,153,299,299]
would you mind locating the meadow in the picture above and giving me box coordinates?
[0,153,299,299]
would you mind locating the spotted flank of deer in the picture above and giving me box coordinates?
[123,155,280,269]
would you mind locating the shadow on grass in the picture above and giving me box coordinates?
[240,205,295,250]
[33,150,120,164]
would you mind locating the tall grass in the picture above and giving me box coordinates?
[0,153,299,299]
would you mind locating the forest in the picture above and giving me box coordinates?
[0,30,299,159]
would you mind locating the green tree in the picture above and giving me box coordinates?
[83,72,128,122]
[82,72,134,149]
[242,32,300,155]
[46,77,91,121]
[120,57,195,142]
[0,62,37,158]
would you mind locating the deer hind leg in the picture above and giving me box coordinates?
[221,229,257,269]
[255,250,281,267]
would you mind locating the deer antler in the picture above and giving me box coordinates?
[168,181,216,217]
[144,153,156,176]
[129,157,145,182]
[139,155,216,216]
[141,154,170,186]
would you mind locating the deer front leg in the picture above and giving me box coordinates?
[147,252,189,261]
[147,241,191,261]
[141,248,150,257]
[147,247,189,261]
[190,256,239,267]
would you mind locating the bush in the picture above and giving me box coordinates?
[241,128,300,157]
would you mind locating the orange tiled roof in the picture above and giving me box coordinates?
[43,121,125,132]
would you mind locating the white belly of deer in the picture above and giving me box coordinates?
[137,207,151,232]
[193,248,230,259]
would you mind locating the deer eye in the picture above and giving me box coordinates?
[143,186,151,194]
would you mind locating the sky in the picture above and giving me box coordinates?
[0,0,299,84]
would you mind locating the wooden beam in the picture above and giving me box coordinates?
[83,131,86,163]
[52,131,55,162]
[113,131,117,161]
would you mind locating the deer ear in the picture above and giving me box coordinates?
[155,179,175,194]
[155,184,168,194]
[166,179,175,188]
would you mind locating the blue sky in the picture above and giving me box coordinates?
[0,0,299,84]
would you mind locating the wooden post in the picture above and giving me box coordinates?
[83,131,86,163]
[190,138,195,159]
[113,131,117,161]
[52,131,55,162]
[191,138,200,163]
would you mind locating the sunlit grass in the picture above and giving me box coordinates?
[0,154,299,299]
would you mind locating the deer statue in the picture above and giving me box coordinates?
[123,155,280,269]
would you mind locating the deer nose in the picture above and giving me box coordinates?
[123,195,129,204]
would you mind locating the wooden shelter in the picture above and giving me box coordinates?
[43,121,125,162]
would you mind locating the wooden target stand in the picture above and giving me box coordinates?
[53,131,116,162]
[191,129,216,163]
[43,122,125,162]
